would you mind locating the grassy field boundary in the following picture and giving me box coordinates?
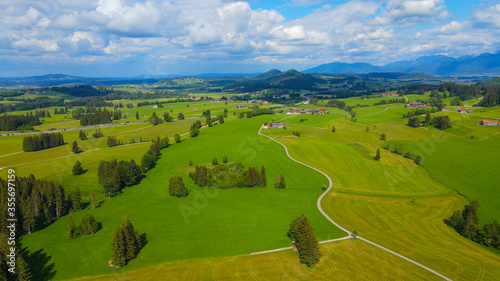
[258,126,453,281]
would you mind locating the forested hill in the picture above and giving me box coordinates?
[224,69,325,92]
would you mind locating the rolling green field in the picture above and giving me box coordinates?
[75,239,440,281]
[2,96,499,281]
[15,115,345,280]
[262,107,500,280]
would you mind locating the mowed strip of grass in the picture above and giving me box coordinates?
[394,134,500,223]
[385,110,500,222]
[72,239,441,281]
[262,111,500,280]
[323,194,500,281]
[18,115,344,280]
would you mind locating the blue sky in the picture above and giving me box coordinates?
[0,0,499,77]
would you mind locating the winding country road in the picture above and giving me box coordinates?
[257,126,452,281]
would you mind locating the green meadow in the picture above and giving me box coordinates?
[262,107,500,280]
[1,94,499,281]
[15,115,344,280]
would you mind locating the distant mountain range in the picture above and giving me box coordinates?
[304,52,500,75]
[1,52,499,87]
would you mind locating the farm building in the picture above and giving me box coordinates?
[237,105,247,109]
[406,102,428,108]
[456,108,468,113]
[271,122,285,128]
[480,120,500,126]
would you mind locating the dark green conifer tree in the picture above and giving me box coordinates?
[260,166,267,187]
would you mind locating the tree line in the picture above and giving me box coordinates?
[97,159,142,197]
[79,108,122,126]
[23,132,64,152]
[445,200,500,250]
[0,115,40,131]
[190,162,267,189]
[0,175,70,236]
[67,213,100,239]
[373,98,405,106]
[98,136,168,197]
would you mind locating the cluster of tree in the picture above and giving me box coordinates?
[0,97,64,114]
[286,214,321,267]
[71,107,101,119]
[67,213,100,239]
[431,115,451,130]
[404,84,437,95]
[292,131,301,137]
[137,100,165,107]
[190,120,202,137]
[373,149,381,161]
[177,112,185,120]
[54,107,67,114]
[478,86,500,107]
[344,106,356,121]
[110,217,142,267]
[244,107,275,118]
[107,136,122,147]
[79,130,88,140]
[93,129,104,138]
[384,143,422,165]
[190,163,267,189]
[149,112,162,125]
[126,103,134,109]
[52,85,111,97]
[0,175,70,236]
[163,112,174,122]
[245,166,266,187]
[274,174,286,189]
[438,83,479,101]
[23,132,64,152]
[79,109,120,126]
[407,116,421,128]
[31,109,51,118]
[373,98,405,106]
[0,114,40,131]
[106,91,188,101]
[450,97,461,106]
[445,200,500,250]
[206,115,213,127]
[168,176,188,197]
[68,99,112,108]
[402,108,438,119]
[97,159,142,197]
[141,136,167,172]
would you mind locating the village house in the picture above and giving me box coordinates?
[480,120,500,126]
[456,108,467,113]
[406,102,428,108]
[271,122,285,128]
[237,105,247,109]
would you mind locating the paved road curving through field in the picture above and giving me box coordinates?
[257,127,452,281]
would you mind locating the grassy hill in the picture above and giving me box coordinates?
[13,115,345,280]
